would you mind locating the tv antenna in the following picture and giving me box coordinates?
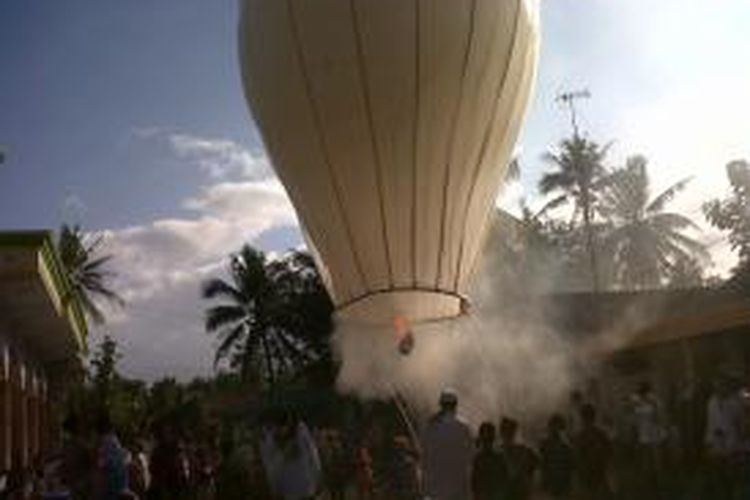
[556,89,590,137]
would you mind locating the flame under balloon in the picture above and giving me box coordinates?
[394,315,415,356]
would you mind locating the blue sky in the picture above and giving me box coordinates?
[2,0,749,379]
[0,1,255,228]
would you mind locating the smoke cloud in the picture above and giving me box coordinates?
[333,257,577,433]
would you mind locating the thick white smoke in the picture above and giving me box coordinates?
[334,274,576,432]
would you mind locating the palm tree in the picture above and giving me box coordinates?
[202,245,333,387]
[538,135,609,290]
[57,224,123,325]
[505,157,521,183]
[598,156,708,290]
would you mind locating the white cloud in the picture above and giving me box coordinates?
[99,133,299,380]
[167,133,271,180]
[61,191,88,222]
[130,126,171,139]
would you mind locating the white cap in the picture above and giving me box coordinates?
[439,388,458,406]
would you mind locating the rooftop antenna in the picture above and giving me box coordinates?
[556,89,590,138]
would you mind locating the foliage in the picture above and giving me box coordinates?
[57,224,123,325]
[538,136,610,218]
[538,135,610,290]
[202,245,334,388]
[528,138,709,291]
[667,255,708,289]
[598,155,707,289]
[65,335,148,442]
[704,160,750,283]
[90,335,122,404]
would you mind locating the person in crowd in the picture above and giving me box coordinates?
[738,384,750,500]
[38,453,72,500]
[574,404,612,500]
[704,373,744,500]
[630,381,666,497]
[260,408,322,500]
[175,437,192,495]
[355,431,374,500]
[706,374,743,455]
[247,431,275,500]
[361,412,420,500]
[567,391,585,436]
[190,444,216,499]
[214,432,255,500]
[91,413,129,500]
[420,389,473,500]
[148,422,188,499]
[318,427,352,500]
[539,414,574,499]
[60,413,92,499]
[499,417,538,500]
[126,439,149,499]
[471,421,508,500]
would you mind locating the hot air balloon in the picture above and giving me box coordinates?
[239,0,539,325]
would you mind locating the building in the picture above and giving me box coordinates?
[484,210,750,394]
[0,231,86,472]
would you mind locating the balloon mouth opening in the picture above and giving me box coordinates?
[335,289,468,326]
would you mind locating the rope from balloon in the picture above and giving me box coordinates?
[389,315,421,452]
[391,387,421,455]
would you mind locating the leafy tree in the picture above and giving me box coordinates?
[505,157,521,183]
[202,245,334,388]
[90,334,121,404]
[538,136,610,290]
[65,335,148,440]
[598,155,707,289]
[704,160,750,285]
[667,255,707,289]
[57,224,123,325]
[148,377,185,418]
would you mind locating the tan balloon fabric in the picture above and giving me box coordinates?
[239,0,539,324]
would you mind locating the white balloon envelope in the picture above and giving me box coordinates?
[239,0,539,325]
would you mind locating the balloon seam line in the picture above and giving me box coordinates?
[410,0,421,289]
[453,0,523,292]
[461,20,537,291]
[285,0,369,296]
[349,0,395,289]
[435,0,479,290]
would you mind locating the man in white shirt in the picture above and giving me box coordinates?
[420,389,473,500]
[706,377,743,455]
[260,409,322,500]
[704,375,744,499]
[632,382,665,447]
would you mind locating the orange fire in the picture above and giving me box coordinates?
[394,315,415,355]
[393,315,409,339]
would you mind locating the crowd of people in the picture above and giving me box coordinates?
[3,374,750,500]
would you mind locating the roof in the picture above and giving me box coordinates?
[541,288,750,353]
[0,231,87,363]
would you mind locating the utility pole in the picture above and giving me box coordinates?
[556,89,590,138]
